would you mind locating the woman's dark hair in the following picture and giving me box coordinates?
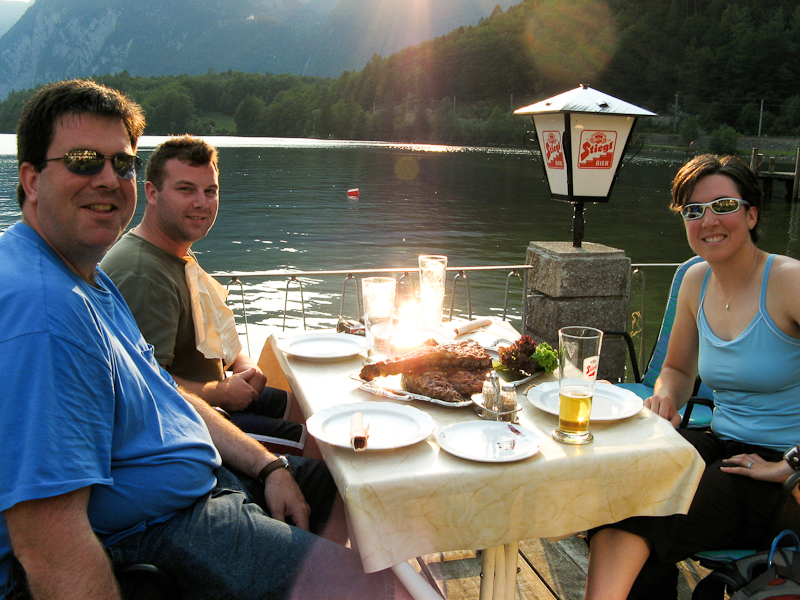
[671,154,762,242]
[16,79,145,207]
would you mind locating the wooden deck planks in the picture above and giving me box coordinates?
[413,535,714,599]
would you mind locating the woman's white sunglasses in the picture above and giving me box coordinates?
[680,197,750,221]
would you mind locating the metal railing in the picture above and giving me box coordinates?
[215,262,685,374]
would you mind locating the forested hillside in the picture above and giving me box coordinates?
[0,0,798,145]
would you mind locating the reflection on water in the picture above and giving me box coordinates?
[2,134,798,336]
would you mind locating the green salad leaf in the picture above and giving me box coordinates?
[531,342,557,374]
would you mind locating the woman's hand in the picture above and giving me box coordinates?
[720,453,794,483]
[644,394,682,428]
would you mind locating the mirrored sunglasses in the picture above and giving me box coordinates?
[680,197,750,221]
[40,150,142,180]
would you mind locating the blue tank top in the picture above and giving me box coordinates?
[698,254,800,450]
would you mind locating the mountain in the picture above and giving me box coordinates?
[0,1,28,37]
[0,0,518,99]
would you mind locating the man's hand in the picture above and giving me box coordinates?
[263,468,311,530]
[238,364,267,395]
[229,354,267,394]
[213,370,259,411]
[644,394,682,428]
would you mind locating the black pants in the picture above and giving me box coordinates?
[589,429,799,600]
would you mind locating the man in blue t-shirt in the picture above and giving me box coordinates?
[0,80,405,600]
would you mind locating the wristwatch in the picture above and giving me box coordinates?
[257,455,292,483]
[784,445,800,470]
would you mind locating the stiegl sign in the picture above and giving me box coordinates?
[514,85,656,246]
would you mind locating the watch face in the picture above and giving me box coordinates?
[280,456,293,473]
[785,447,800,469]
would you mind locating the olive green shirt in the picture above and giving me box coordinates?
[100,232,224,384]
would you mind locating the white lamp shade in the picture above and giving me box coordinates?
[517,86,655,203]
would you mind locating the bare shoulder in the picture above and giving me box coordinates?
[678,261,709,302]
[766,255,800,336]
[768,255,800,290]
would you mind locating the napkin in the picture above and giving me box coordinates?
[185,254,242,368]
[350,412,369,451]
[453,317,492,336]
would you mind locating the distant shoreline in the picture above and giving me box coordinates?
[642,133,800,156]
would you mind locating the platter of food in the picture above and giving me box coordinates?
[277,332,368,362]
[527,381,644,421]
[307,402,435,451]
[353,373,473,407]
[437,421,542,463]
[355,338,493,407]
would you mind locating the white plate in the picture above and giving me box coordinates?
[495,370,539,388]
[437,421,542,463]
[526,381,644,421]
[277,332,368,362]
[306,402,435,450]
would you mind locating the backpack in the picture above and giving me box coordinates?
[693,530,800,600]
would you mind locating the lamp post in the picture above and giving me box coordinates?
[514,85,656,247]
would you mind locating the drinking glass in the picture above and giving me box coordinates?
[361,277,396,359]
[418,255,447,327]
[553,326,604,445]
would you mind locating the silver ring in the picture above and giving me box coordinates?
[747,462,753,469]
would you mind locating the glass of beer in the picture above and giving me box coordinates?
[553,326,604,445]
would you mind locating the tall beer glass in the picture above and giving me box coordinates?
[553,326,603,445]
[418,255,447,327]
[362,277,396,359]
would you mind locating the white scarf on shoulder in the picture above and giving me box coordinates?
[184,253,241,368]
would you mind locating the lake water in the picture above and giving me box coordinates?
[2,134,799,349]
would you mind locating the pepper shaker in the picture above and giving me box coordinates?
[482,371,501,412]
[499,382,517,420]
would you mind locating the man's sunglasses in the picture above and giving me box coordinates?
[680,198,750,221]
[39,150,142,180]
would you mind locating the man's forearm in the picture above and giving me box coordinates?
[5,489,121,600]
[180,387,274,477]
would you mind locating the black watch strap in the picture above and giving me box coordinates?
[784,445,800,471]
[257,455,292,483]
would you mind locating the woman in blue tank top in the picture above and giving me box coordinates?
[585,155,800,600]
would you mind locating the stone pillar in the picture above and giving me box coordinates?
[524,241,631,382]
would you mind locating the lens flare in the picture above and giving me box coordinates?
[523,0,618,87]
[395,156,420,180]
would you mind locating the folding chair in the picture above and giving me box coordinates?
[605,255,714,429]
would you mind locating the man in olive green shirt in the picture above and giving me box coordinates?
[102,136,304,449]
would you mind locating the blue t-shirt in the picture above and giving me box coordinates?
[0,222,221,591]
[698,254,800,450]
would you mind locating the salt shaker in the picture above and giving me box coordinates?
[499,382,517,417]
[482,371,501,411]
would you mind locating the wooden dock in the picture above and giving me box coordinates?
[750,148,800,202]
[412,535,712,599]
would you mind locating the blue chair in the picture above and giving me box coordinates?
[689,475,800,599]
[607,256,714,428]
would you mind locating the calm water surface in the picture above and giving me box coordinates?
[2,134,799,345]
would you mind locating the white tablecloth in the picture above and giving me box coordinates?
[269,319,704,573]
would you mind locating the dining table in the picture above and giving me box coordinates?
[264,318,705,600]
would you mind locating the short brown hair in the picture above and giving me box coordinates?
[671,154,762,242]
[145,135,219,190]
[16,79,146,207]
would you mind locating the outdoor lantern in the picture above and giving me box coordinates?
[514,85,656,247]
